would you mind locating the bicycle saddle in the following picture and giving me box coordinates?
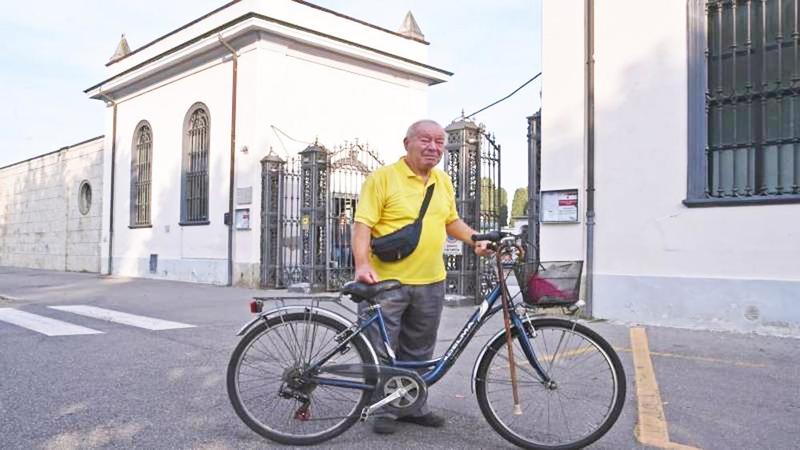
[341,280,402,303]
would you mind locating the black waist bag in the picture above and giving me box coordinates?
[371,184,435,262]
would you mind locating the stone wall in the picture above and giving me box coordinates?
[0,137,104,272]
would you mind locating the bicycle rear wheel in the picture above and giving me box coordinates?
[227,312,375,446]
[475,317,626,450]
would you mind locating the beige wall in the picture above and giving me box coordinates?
[0,137,104,272]
[542,0,800,335]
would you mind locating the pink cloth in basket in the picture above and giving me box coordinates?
[527,274,571,302]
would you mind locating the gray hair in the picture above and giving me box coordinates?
[405,119,444,140]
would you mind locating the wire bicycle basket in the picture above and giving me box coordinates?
[513,260,583,307]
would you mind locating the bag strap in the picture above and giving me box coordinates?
[415,184,436,223]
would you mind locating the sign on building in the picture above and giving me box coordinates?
[541,189,579,223]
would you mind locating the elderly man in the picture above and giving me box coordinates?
[352,119,491,434]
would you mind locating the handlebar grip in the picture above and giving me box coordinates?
[471,230,504,242]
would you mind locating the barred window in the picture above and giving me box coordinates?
[181,104,210,224]
[688,0,800,205]
[130,121,152,226]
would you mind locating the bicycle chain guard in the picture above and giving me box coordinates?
[317,363,428,419]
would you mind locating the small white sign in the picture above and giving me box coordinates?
[443,235,463,256]
[236,186,252,205]
[541,189,579,223]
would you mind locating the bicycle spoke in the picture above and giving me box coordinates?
[229,314,373,444]
[477,321,624,449]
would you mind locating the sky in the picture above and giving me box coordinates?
[0,0,541,196]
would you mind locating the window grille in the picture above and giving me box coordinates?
[702,0,800,201]
[131,122,152,226]
[182,105,210,223]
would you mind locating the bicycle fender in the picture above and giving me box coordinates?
[235,305,379,366]
[235,316,264,336]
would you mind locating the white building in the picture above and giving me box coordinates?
[83,0,449,286]
[540,0,799,335]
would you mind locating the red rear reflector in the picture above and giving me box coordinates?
[250,300,262,313]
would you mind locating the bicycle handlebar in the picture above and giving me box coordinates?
[470,230,511,243]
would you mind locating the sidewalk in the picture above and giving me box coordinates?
[1,266,798,450]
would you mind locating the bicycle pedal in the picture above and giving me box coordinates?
[359,407,370,422]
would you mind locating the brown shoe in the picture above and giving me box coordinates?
[397,412,446,428]
[371,417,398,434]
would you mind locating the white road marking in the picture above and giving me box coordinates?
[0,308,103,336]
[48,305,196,331]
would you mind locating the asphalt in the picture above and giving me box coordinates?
[0,266,798,450]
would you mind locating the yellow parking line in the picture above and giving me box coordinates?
[630,327,701,450]
[615,347,766,368]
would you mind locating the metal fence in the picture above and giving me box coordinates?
[443,118,502,303]
[260,141,383,291]
[260,122,502,299]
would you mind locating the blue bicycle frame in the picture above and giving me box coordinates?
[308,284,553,391]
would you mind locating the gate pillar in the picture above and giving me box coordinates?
[444,119,482,301]
[299,143,329,292]
[527,111,541,264]
[260,152,285,288]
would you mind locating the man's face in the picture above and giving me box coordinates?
[404,123,445,171]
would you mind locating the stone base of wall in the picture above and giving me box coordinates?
[595,274,800,337]
[233,262,260,288]
[112,256,230,286]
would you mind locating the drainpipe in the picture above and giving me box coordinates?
[99,92,118,276]
[584,0,596,317]
[219,34,238,287]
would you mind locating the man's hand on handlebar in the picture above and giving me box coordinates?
[474,241,494,257]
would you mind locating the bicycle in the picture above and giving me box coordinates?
[227,231,626,449]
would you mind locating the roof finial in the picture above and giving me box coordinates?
[398,11,425,41]
[109,34,131,63]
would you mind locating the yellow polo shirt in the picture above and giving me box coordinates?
[355,158,459,285]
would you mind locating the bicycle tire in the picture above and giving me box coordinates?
[475,317,626,450]
[227,312,376,446]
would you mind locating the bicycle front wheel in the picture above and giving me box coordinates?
[475,317,626,450]
[227,312,375,446]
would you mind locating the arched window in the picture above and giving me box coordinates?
[79,180,92,215]
[181,104,210,224]
[130,121,153,226]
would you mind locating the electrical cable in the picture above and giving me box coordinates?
[464,72,542,119]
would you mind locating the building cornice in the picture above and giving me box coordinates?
[85,12,451,99]
[106,0,428,68]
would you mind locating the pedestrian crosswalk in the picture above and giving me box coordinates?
[0,308,103,336]
[0,305,196,336]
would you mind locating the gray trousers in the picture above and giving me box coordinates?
[358,280,445,417]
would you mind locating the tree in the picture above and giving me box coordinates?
[511,187,528,218]
[480,177,509,227]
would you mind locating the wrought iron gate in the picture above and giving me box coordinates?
[260,141,382,291]
[527,111,541,263]
[326,142,384,290]
[443,118,502,303]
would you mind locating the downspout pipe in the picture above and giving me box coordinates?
[584,0,596,317]
[219,34,238,287]
[99,92,117,276]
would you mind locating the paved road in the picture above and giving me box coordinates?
[0,267,797,449]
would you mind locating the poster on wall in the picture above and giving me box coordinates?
[541,189,579,223]
[235,208,251,230]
